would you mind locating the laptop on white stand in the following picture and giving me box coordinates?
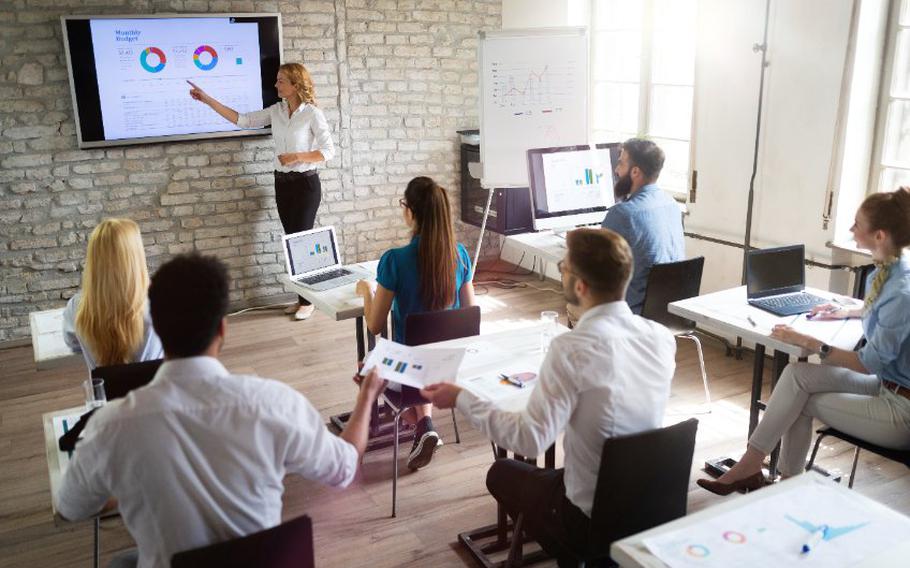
[282,226,369,291]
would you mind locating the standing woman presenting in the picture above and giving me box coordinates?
[188,62,335,321]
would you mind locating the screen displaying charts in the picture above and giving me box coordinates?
[285,229,338,277]
[89,18,263,140]
[540,148,612,213]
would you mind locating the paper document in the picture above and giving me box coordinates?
[361,337,465,389]
[643,481,910,567]
[52,413,84,470]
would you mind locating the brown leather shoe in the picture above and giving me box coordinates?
[696,472,768,496]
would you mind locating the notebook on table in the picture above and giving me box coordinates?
[282,226,369,291]
[746,244,828,316]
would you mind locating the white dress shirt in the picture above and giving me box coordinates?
[236,101,335,173]
[456,301,676,516]
[56,357,358,568]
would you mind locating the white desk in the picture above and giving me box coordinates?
[283,260,378,360]
[501,231,566,280]
[611,472,910,568]
[668,286,864,475]
[30,308,80,370]
[44,406,108,568]
[425,322,569,567]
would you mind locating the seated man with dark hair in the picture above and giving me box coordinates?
[55,253,385,568]
[600,137,685,315]
[421,228,676,568]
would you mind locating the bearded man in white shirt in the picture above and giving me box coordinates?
[56,253,385,568]
[422,228,676,567]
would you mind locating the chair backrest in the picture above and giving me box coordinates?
[403,305,481,346]
[640,257,705,330]
[171,514,314,568]
[92,358,163,400]
[588,418,698,555]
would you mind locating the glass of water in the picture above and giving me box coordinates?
[83,378,106,410]
[540,310,559,353]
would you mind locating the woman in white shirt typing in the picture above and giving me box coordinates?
[188,62,335,321]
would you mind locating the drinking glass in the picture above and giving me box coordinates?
[540,310,559,353]
[83,378,106,410]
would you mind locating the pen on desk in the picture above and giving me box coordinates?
[498,373,525,388]
[746,316,757,327]
[801,525,828,554]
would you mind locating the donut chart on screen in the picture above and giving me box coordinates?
[193,45,218,71]
[139,47,166,73]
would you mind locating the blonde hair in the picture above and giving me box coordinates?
[75,219,149,366]
[279,62,317,106]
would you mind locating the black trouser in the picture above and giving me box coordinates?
[275,170,321,305]
[486,459,595,568]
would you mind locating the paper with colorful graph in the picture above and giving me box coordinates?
[361,337,465,389]
[643,480,910,567]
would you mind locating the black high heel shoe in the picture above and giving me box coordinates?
[696,472,768,496]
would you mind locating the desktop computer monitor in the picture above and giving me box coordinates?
[526,143,620,231]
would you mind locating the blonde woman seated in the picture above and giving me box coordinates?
[63,218,163,371]
[356,177,475,470]
[698,187,910,495]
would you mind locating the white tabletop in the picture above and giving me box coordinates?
[504,231,567,265]
[668,286,865,357]
[418,322,568,412]
[283,260,378,322]
[610,472,910,567]
[30,308,80,370]
[43,405,86,524]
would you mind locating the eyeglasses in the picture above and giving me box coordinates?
[557,259,573,276]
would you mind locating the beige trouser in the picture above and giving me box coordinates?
[748,362,910,476]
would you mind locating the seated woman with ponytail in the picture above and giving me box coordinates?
[698,187,910,495]
[63,218,163,372]
[356,176,475,471]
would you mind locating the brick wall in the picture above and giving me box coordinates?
[0,0,502,342]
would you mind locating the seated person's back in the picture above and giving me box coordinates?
[63,218,163,370]
[56,253,384,568]
[601,138,684,314]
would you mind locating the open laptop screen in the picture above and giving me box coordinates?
[285,228,339,276]
[746,244,805,298]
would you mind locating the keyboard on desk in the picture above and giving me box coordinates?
[299,267,351,285]
[749,292,828,316]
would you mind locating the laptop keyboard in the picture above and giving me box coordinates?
[756,292,828,309]
[299,268,351,285]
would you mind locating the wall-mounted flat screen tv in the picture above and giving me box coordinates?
[61,14,282,148]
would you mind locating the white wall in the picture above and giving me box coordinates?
[688,0,859,294]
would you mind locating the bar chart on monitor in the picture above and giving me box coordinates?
[540,148,612,213]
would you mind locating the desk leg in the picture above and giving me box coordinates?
[766,350,791,478]
[355,316,365,362]
[94,516,100,568]
[748,344,766,437]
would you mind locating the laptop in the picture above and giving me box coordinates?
[282,226,368,291]
[746,244,828,316]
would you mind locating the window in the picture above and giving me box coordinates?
[871,0,910,192]
[589,0,698,195]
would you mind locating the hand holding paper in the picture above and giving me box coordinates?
[360,337,465,390]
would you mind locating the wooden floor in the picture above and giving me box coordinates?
[2,265,909,567]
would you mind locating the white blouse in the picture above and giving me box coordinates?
[237,101,335,173]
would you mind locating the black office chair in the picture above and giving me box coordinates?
[384,305,482,517]
[507,418,699,567]
[640,257,711,408]
[805,426,910,489]
[171,514,314,568]
[92,358,163,400]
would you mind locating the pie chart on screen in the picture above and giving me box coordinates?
[139,47,166,73]
[193,45,218,71]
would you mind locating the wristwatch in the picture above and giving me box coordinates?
[818,343,833,359]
